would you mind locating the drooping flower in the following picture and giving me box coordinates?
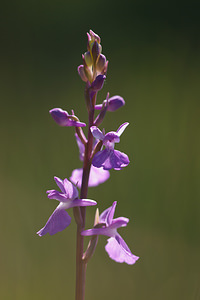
[81,201,139,265]
[50,108,86,127]
[70,134,110,188]
[37,176,96,236]
[90,123,130,170]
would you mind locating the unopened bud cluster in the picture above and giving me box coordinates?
[78,30,108,83]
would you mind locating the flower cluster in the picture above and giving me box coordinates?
[37,30,139,268]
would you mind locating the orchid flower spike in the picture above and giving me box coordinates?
[90,122,130,170]
[37,177,96,236]
[81,201,139,265]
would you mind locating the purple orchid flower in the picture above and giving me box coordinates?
[70,134,110,188]
[81,201,139,265]
[90,122,130,170]
[37,176,96,236]
[50,108,86,127]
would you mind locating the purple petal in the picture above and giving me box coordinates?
[110,217,129,229]
[90,126,104,140]
[50,108,86,127]
[107,201,117,225]
[107,96,125,112]
[63,178,79,199]
[70,166,110,188]
[70,168,83,189]
[47,190,68,202]
[110,150,130,170]
[81,227,113,237]
[103,132,120,144]
[92,149,111,169]
[70,198,97,208]
[54,176,65,193]
[105,235,139,265]
[100,202,115,224]
[116,122,129,136]
[37,205,71,236]
[88,166,110,186]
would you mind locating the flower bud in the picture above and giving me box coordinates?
[89,29,101,44]
[90,75,106,92]
[92,40,101,64]
[82,54,93,82]
[77,65,88,82]
[84,51,93,67]
[96,54,106,73]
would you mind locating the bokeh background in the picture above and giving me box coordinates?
[1,1,200,299]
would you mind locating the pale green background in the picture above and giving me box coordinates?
[0,1,200,299]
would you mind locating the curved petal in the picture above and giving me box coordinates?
[107,96,125,112]
[92,149,111,169]
[110,217,129,229]
[54,176,65,193]
[81,227,114,237]
[90,126,104,140]
[37,205,71,236]
[116,122,129,136]
[99,201,116,225]
[50,108,69,126]
[105,236,139,265]
[70,198,97,208]
[107,201,117,225]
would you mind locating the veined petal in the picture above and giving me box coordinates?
[105,235,139,265]
[37,205,71,236]
[116,122,129,137]
[90,126,104,140]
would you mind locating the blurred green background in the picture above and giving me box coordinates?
[1,1,200,299]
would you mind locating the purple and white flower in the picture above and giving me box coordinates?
[70,134,110,188]
[37,176,96,236]
[81,201,139,265]
[90,122,130,170]
[50,108,86,127]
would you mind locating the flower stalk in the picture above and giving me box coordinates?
[37,30,139,300]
